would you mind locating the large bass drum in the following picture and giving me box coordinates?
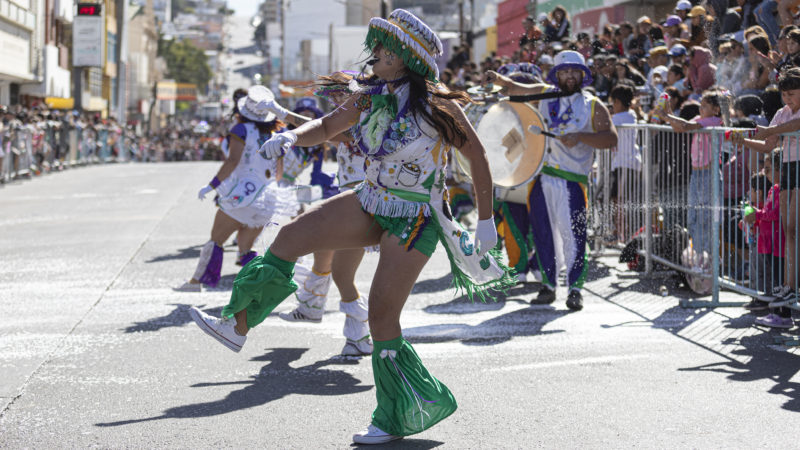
[455,101,548,204]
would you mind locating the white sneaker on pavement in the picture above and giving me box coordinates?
[188,306,246,352]
[352,424,402,445]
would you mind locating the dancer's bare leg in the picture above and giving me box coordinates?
[236,191,383,334]
[236,226,262,254]
[368,234,430,341]
[270,192,382,260]
[333,248,366,301]
[210,210,242,246]
[313,250,334,273]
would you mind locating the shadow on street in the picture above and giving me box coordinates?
[123,304,221,333]
[95,348,370,427]
[588,258,800,413]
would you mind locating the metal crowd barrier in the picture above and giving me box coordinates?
[591,123,800,312]
[0,122,138,184]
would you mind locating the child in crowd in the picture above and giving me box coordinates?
[746,152,791,328]
[739,67,800,307]
[609,84,641,242]
[663,90,724,257]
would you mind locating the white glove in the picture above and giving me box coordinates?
[197,184,214,200]
[261,99,290,119]
[475,217,498,256]
[259,131,297,159]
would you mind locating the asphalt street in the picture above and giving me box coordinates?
[1,162,798,448]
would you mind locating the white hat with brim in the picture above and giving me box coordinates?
[237,85,277,123]
[546,50,593,87]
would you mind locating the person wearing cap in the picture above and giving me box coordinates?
[483,50,618,311]
[176,85,299,292]
[663,14,689,47]
[538,53,555,74]
[188,9,514,445]
[676,0,693,24]
[649,46,670,69]
[687,5,708,47]
[668,43,689,66]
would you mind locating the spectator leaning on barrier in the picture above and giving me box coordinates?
[663,90,725,257]
[736,67,800,307]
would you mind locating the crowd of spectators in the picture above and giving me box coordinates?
[0,104,228,182]
[442,2,800,327]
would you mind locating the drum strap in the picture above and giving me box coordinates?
[508,90,578,103]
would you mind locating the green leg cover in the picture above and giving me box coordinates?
[222,250,298,329]
[371,337,457,436]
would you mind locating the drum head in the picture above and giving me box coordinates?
[456,102,547,189]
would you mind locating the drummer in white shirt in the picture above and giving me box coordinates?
[483,51,617,311]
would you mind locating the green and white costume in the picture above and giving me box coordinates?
[222,8,513,439]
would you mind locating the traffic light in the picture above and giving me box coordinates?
[76,3,102,16]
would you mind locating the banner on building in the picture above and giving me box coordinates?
[156,82,198,101]
[73,15,105,67]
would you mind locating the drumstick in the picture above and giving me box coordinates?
[528,125,558,138]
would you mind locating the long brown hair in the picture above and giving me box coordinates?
[319,70,473,148]
[406,71,473,148]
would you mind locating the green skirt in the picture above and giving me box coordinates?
[372,336,457,436]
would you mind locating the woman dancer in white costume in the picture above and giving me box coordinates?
[175,86,298,291]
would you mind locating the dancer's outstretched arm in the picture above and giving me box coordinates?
[435,97,498,255]
[260,95,363,158]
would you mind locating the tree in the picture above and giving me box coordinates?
[158,38,213,89]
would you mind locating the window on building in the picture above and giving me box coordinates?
[107,32,117,62]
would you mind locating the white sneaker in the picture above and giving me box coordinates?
[188,307,246,352]
[352,424,402,445]
[278,309,323,323]
[173,280,202,292]
[341,338,372,357]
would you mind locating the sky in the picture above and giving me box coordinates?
[226,0,260,17]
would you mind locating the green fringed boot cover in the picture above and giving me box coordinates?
[371,337,457,436]
[222,250,297,329]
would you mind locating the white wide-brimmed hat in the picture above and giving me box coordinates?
[237,85,276,123]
